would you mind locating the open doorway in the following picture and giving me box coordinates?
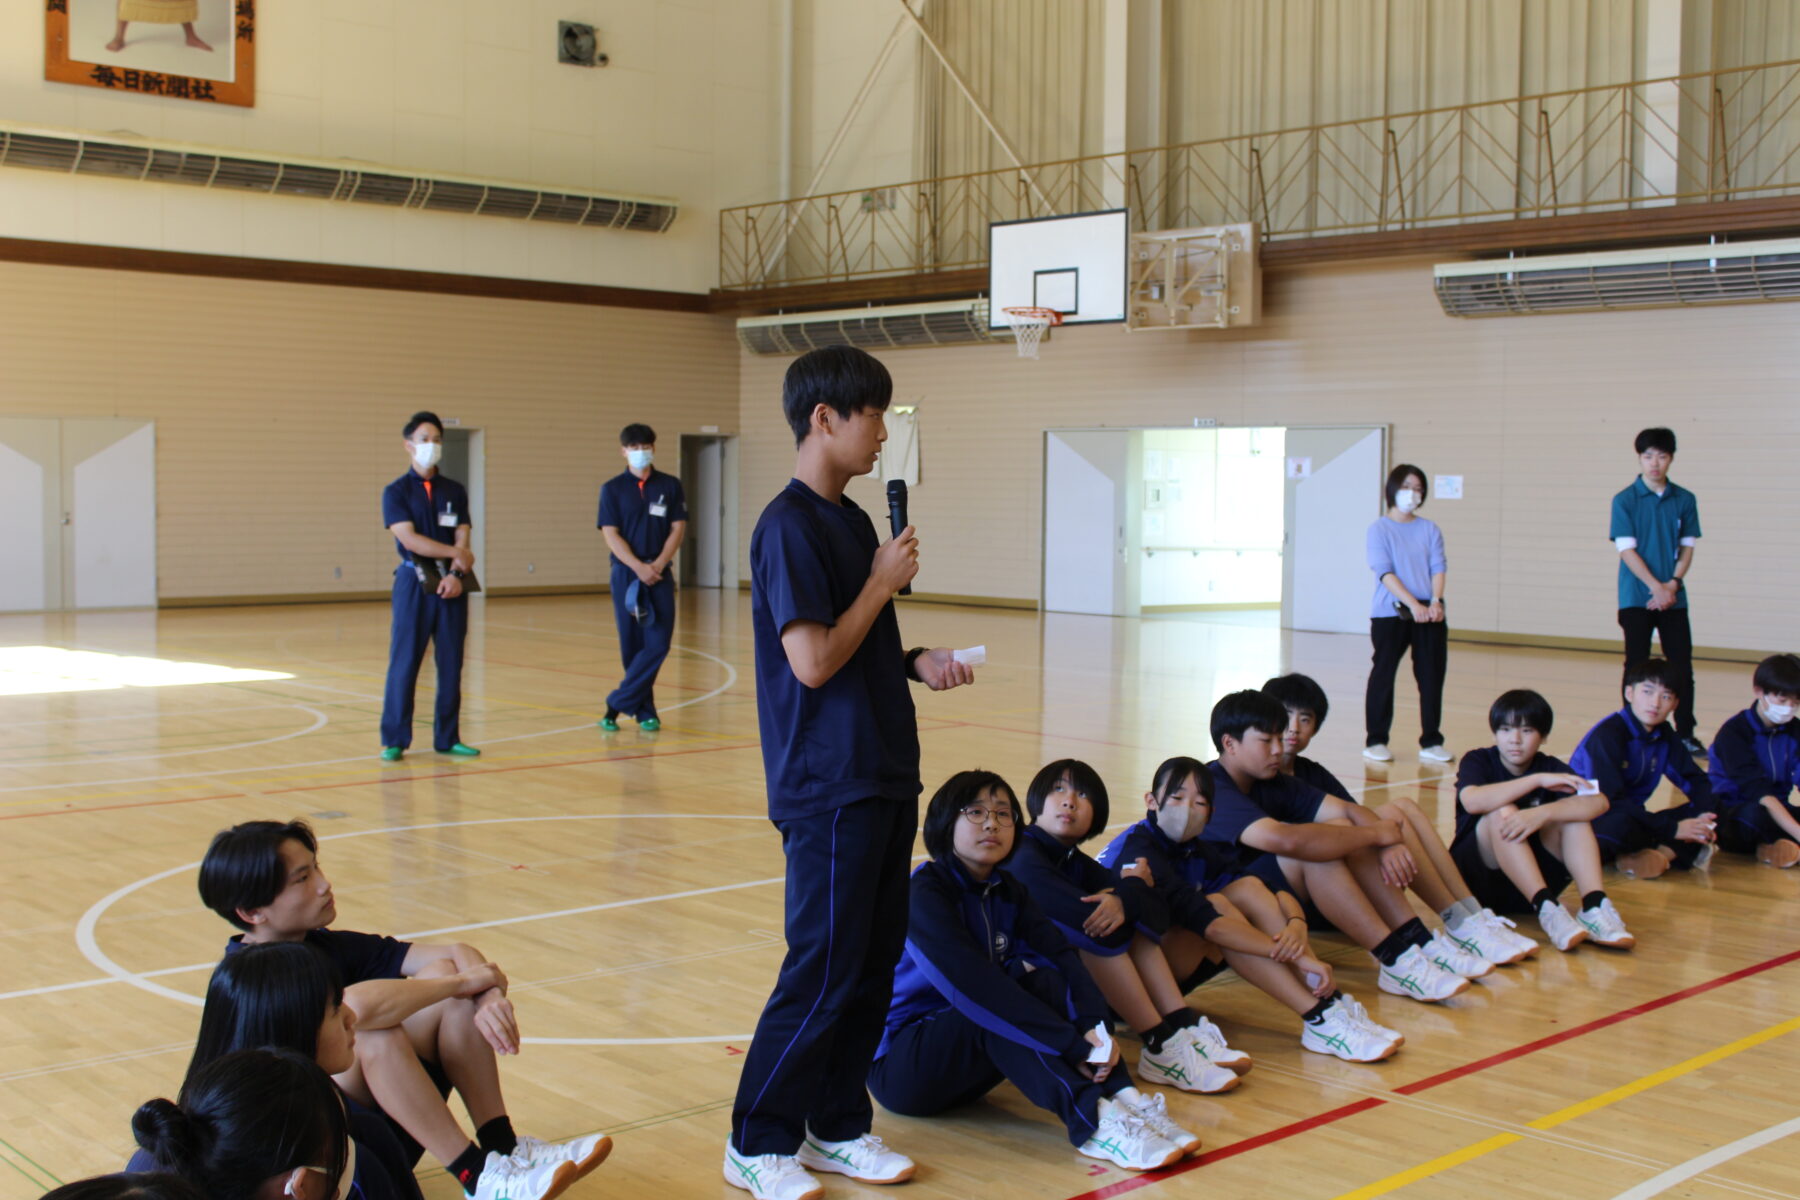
[1140,427,1284,614]
[677,434,739,588]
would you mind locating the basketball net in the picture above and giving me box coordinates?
[1002,306,1061,359]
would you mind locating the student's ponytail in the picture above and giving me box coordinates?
[131,1098,207,1178]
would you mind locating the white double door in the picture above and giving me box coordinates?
[0,417,157,612]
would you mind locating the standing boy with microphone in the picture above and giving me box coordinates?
[726,346,974,1200]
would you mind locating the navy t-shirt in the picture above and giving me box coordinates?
[1289,756,1353,802]
[597,468,688,564]
[750,479,920,820]
[224,928,412,984]
[1451,748,1574,848]
[382,470,470,564]
[1201,761,1327,856]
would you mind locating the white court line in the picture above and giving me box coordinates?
[524,1035,755,1046]
[1609,1116,1800,1200]
[0,705,328,769]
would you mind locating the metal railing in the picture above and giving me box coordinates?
[720,59,1800,291]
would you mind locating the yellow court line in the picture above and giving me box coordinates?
[1331,1014,1800,1200]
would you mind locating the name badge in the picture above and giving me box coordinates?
[648,503,667,518]
[438,512,458,527]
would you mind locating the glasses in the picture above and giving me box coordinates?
[959,805,1015,826]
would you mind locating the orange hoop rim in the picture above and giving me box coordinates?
[1001,305,1064,325]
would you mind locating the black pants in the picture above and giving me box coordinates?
[1590,801,1709,869]
[730,797,916,1157]
[1365,617,1448,749]
[1618,607,1697,738]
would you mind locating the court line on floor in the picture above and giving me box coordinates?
[0,705,328,769]
[1607,1115,1800,1200]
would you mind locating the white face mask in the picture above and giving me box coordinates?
[411,441,442,470]
[1395,489,1421,513]
[626,448,654,471]
[1764,699,1795,725]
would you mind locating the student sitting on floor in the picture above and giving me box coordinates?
[1090,757,1402,1064]
[1262,673,1539,966]
[41,1175,203,1200]
[1451,690,1634,952]
[1707,653,1800,867]
[1570,659,1718,879]
[870,770,1200,1171]
[198,820,608,1200]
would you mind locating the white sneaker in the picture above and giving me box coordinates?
[1116,1089,1201,1156]
[1424,931,1494,979]
[1378,944,1470,1001]
[1139,1031,1242,1094]
[1537,899,1589,952]
[796,1132,915,1184]
[1301,998,1400,1062]
[1419,745,1455,763]
[511,1134,612,1180]
[1576,898,1636,949]
[1363,744,1394,762]
[723,1145,823,1200]
[1187,1017,1254,1074]
[1077,1098,1184,1171]
[472,1152,577,1200]
[1447,910,1537,965]
[1336,992,1405,1046]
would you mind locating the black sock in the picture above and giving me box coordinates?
[1141,1019,1179,1054]
[476,1115,517,1156]
[448,1143,487,1194]
[1399,917,1432,948]
[1529,888,1555,909]
[1161,1008,1200,1031]
[1372,918,1429,966]
[604,707,619,722]
[1581,890,1607,911]
[1301,996,1333,1023]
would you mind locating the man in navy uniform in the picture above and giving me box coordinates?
[380,411,479,761]
[597,423,687,732]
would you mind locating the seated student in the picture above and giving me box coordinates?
[198,820,607,1200]
[132,1048,353,1200]
[1570,659,1718,879]
[870,770,1199,1171]
[1091,757,1402,1064]
[1263,673,1538,966]
[42,1176,203,1200]
[1451,690,1634,952]
[1707,653,1800,867]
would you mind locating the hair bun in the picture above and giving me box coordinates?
[131,1099,199,1169]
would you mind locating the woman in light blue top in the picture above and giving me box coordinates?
[1363,465,1451,764]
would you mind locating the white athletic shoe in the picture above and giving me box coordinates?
[796,1132,915,1184]
[511,1134,612,1180]
[1537,899,1589,952]
[1140,1030,1241,1094]
[1448,910,1537,964]
[1576,898,1636,949]
[1301,998,1401,1063]
[723,1146,823,1200]
[1424,931,1494,979]
[471,1152,577,1200]
[1378,944,1470,1001]
[1116,1089,1202,1156]
[1419,744,1455,763]
[1363,744,1394,762]
[1336,992,1405,1047]
[1187,1017,1254,1074]
[1077,1098,1184,1172]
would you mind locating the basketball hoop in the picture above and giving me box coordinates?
[1001,306,1062,359]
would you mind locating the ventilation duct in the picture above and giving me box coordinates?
[737,300,1014,355]
[0,124,677,233]
[1434,238,1800,317]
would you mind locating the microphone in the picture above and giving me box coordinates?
[886,479,912,597]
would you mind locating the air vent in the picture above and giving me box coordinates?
[1435,238,1800,317]
[737,300,1013,355]
[0,123,677,234]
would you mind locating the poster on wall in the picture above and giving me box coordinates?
[44,0,256,107]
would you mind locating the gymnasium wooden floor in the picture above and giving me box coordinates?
[1,592,1795,1200]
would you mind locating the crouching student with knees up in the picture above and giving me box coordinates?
[1570,659,1718,880]
[1451,691,1634,952]
[1095,757,1403,1065]
[1707,653,1800,867]
[869,770,1200,1171]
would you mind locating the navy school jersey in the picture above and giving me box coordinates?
[224,927,411,984]
[1708,706,1800,818]
[1201,761,1327,859]
[1451,747,1577,849]
[882,858,1109,1065]
[1095,818,1234,936]
[1289,755,1354,803]
[596,467,687,564]
[382,470,469,564]
[1005,823,1158,933]
[1569,708,1713,814]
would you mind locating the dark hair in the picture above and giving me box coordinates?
[1024,759,1109,841]
[188,942,344,1086]
[1210,689,1290,753]
[133,1048,348,1200]
[1488,688,1554,736]
[1149,756,1213,806]
[198,820,318,931]
[921,770,1022,862]
[402,411,443,439]
[1384,463,1428,509]
[1262,673,1330,727]
[1634,427,1677,456]
[619,423,656,447]
[1753,653,1800,698]
[40,1176,205,1200]
[1623,658,1679,693]
[781,346,892,446]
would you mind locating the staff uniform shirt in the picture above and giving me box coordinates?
[1570,707,1714,817]
[1366,516,1447,620]
[1095,818,1235,933]
[1609,477,1701,609]
[597,468,688,565]
[1007,823,1159,931]
[382,470,470,564]
[750,479,919,821]
[1708,706,1800,820]
[1201,761,1328,861]
[223,928,411,984]
[1451,748,1577,850]
[1289,756,1353,803]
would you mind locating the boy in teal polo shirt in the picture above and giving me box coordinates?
[1610,427,1704,755]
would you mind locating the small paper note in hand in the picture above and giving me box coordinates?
[1085,1023,1113,1065]
[1575,779,1601,796]
[953,645,986,667]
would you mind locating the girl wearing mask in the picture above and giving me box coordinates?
[1364,464,1451,764]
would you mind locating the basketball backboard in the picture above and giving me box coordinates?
[988,209,1129,329]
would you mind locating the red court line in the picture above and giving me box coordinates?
[1055,943,1800,1200]
[0,791,248,821]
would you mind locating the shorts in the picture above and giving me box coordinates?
[1449,831,1571,915]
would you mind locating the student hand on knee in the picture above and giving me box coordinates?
[1494,804,1547,844]
[472,992,520,1055]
